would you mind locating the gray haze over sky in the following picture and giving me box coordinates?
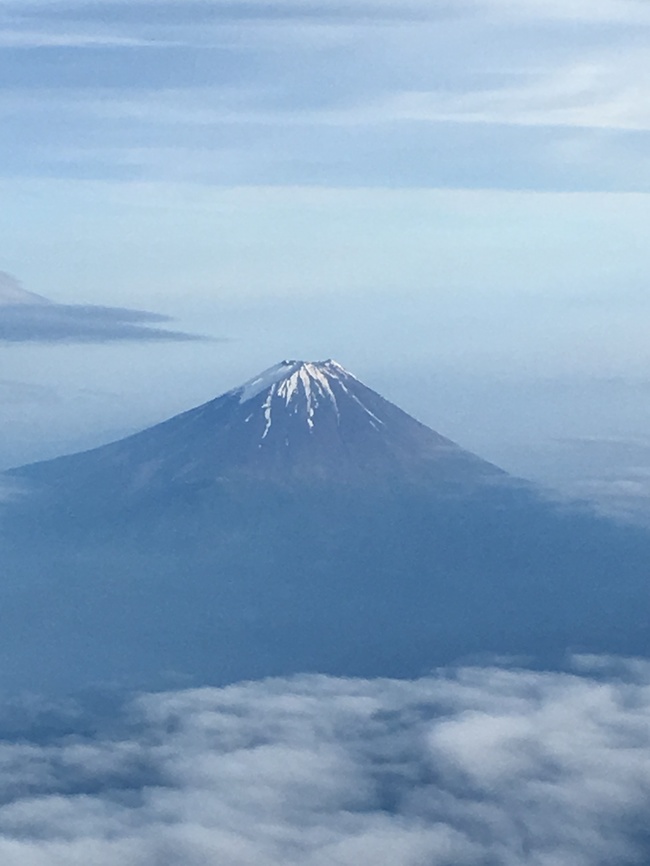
[2,0,650,516]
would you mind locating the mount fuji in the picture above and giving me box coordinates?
[10,359,506,500]
[2,360,650,694]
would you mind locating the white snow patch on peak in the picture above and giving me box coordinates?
[237,361,301,403]
[236,359,353,404]
[276,363,342,429]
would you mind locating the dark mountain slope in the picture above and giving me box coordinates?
[1,360,649,694]
[8,360,504,501]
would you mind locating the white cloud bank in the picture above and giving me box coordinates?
[1,662,650,865]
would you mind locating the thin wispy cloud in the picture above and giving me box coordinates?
[377,59,650,133]
[0,662,649,864]
[0,303,204,343]
[480,0,650,24]
[0,378,58,403]
[0,273,205,343]
[39,55,650,133]
[1,0,649,192]
[9,0,650,25]
[537,436,650,526]
[0,30,170,48]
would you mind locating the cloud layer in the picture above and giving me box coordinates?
[3,0,650,192]
[1,662,650,865]
[0,273,202,342]
[0,302,201,343]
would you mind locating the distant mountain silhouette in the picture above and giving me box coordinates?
[0,271,50,306]
[2,360,650,694]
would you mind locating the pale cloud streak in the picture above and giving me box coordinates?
[40,57,650,133]
[0,273,205,343]
[0,29,168,48]
[377,59,650,132]
[480,0,650,24]
[1,0,649,192]
[0,303,204,343]
[8,0,650,25]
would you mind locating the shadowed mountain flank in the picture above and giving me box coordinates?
[2,360,650,694]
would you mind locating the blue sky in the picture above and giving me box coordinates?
[3,0,650,515]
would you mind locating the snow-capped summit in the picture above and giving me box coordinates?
[232,359,384,439]
[9,359,505,497]
[235,359,351,404]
